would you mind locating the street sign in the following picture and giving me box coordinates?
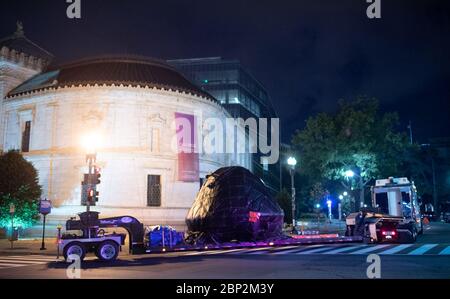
[9,203,15,214]
[39,199,52,215]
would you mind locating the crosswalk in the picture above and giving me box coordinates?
[0,255,56,270]
[177,243,450,257]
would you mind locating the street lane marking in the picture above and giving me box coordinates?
[296,246,335,254]
[206,248,263,255]
[0,262,26,268]
[271,245,324,255]
[323,245,366,254]
[408,244,438,255]
[438,246,450,255]
[0,256,56,262]
[240,247,276,255]
[0,259,47,264]
[378,244,413,255]
[350,244,390,254]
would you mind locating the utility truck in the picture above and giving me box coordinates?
[345,177,423,243]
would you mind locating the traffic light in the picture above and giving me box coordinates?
[87,188,94,202]
[82,174,90,185]
[86,188,99,203]
[93,167,101,185]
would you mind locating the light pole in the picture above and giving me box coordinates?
[326,199,332,221]
[287,157,297,233]
[81,132,101,213]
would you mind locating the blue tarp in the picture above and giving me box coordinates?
[146,225,184,247]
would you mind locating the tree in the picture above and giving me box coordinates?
[0,150,42,229]
[292,97,414,211]
[276,188,292,224]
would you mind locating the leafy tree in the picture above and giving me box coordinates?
[276,188,292,224]
[292,97,414,211]
[0,150,42,229]
[309,182,329,208]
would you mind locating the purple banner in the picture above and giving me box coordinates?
[175,112,199,182]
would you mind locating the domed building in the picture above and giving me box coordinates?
[0,24,251,228]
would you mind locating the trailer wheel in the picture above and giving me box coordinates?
[96,240,119,262]
[63,242,86,262]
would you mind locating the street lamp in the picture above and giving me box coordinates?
[343,191,348,196]
[81,132,102,213]
[344,170,355,178]
[287,156,297,233]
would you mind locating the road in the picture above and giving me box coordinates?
[1,222,450,279]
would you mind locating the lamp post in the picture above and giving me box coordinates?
[81,132,102,213]
[287,157,297,233]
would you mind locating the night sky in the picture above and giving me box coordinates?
[1,0,449,143]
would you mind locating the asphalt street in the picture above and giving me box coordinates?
[1,222,450,279]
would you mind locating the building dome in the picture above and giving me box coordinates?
[7,55,214,100]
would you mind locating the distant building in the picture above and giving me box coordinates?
[0,24,251,228]
[168,57,281,194]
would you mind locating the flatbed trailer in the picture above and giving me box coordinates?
[59,211,363,262]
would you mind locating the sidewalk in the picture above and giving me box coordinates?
[0,238,59,256]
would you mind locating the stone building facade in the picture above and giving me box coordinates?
[0,25,251,227]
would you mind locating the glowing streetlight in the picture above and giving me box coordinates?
[343,191,348,196]
[344,170,355,178]
[287,157,297,167]
[81,132,103,155]
[339,195,344,200]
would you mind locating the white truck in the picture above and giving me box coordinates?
[345,177,423,243]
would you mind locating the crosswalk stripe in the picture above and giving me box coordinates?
[438,246,450,255]
[204,248,253,255]
[0,262,27,267]
[0,256,55,262]
[271,245,324,255]
[297,246,335,254]
[379,244,413,255]
[0,259,47,264]
[350,244,390,254]
[408,244,438,255]
[323,245,366,254]
[183,250,218,256]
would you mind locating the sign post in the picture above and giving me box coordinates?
[39,199,52,250]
